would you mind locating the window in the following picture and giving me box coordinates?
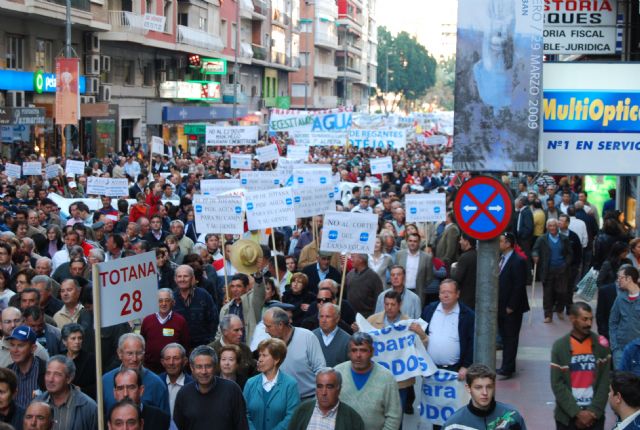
[199,16,207,31]
[231,23,237,49]
[163,0,172,32]
[6,35,24,70]
[300,52,310,67]
[146,0,153,13]
[143,63,153,86]
[124,60,135,85]
[291,83,308,98]
[221,20,228,46]
[34,39,53,72]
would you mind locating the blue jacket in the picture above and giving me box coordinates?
[173,287,218,347]
[103,366,170,414]
[609,291,640,353]
[620,338,640,376]
[243,371,300,430]
[421,301,475,368]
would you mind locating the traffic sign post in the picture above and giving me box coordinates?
[453,176,514,370]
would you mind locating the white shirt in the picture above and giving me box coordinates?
[262,370,280,392]
[427,302,461,366]
[569,216,589,248]
[51,248,70,272]
[321,326,339,347]
[404,252,420,290]
[615,409,640,430]
[166,372,187,417]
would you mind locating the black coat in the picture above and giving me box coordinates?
[516,206,534,242]
[422,301,475,368]
[141,403,171,430]
[452,249,477,309]
[498,252,530,316]
[301,263,342,295]
[596,283,618,339]
[72,349,97,400]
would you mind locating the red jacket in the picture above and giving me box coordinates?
[145,192,162,217]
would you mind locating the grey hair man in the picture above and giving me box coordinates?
[169,220,193,256]
[208,315,256,378]
[23,400,54,430]
[289,367,365,429]
[173,345,248,429]
[312,303,351,367]
[35,355,97,430]
[31,275,62,318]
[0,307,49,367]
[159,343,192,417]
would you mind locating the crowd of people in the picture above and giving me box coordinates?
[0,138,636,430]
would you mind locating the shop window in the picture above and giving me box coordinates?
[6,35,24,70]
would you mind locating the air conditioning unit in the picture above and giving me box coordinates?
[85,77,99,94]
[99,84,112,102]
[101,55,111,72]
[157,70,167,83]
[6,91,25,108]
[80,95,96,104]
[84,32,100,53]
[85,54,100,75]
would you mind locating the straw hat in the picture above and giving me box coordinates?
[229,239,263,275]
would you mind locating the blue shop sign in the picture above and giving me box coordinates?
[0,69,86,94]
[162,105,248,122]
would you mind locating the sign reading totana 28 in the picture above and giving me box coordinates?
[543,0,618,55]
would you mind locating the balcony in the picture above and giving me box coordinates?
[251,43,267,61]
[313,95,338,109]
[314,32,339,50]
[314,62,338,79]
[240,42,254,60]
[240,0,254,19]
[252,0,269,19]
[177,25,224,52]
[109,11,148,35]
[337,65,362,81]
[42,0,89,11]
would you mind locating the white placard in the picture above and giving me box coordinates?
[143,13,166,32]
[151,136,164,155]
[87,176,107,196]
[293,184,336,218]
[423,135,449,146]
[65,160,85,176]
[320,211,378,254]
[230,154,253,170]
[293,166,332,188]
[205,126,259,146]
[5,163,21,179]
[286,145,309,160]
[200,179,242,196]
[45,165,60,179]
[97,252,159,327]
[289,131,348,147]
[108,178,129,197]
[22,162,41,176]
[255,144,279,163]
[348,129,407,149]
[240,171,281,191]
[276,157,304,186]
[418,371,471,426]
[405,194,447,223]
[245,187,296,230]
[369,157,393,175]
[193,194,244,235]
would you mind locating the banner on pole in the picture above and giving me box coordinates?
[22,162,41,176]
[292,184,336,218]
[286,145,309,159]
[193,194,244,235]
[256,144,280,163]
[321,211,378,254]
[65,159,85,176]
[293,166,333,188]
[405,194,447,223]
[5,163,21,179]
[205,126,259,146]
[96,252,159,327]
[245,187,296,230]
[369,157,394,175]
[151,136,164,155]
[230,154,252,170]
[240,171,281,191]
[200,179,242,196]
[45,164,60,179]
[55,57,80,126]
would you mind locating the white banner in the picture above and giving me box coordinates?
[97,252,159,327]
[349,129,406,149]
[369,157,393,175]
[320,211,378,254]
[87,177,130,197]
[293,166,333,188]
[193,194,244,235]
[108,178,129,197]
[289,131,348,147]
[418,371,470,426]
[230,154,253,170]
[293,184,336,218]
[256,144,280,163]
[206,126,259,146]
[151,136,164,155]
[22,162,41,176]
[276,158,305,186]
[5,163,21,179]
[87,176,107,196]
[405,194,447,223]
[240,171,281,191]
[356,314,437,381]
[245,187,296,230]
[286,145,309,159]
[65,160,85,176]
[142,13,166,32]
[269,109,352,133]
[200,179,242,196]
[45,165,60,179]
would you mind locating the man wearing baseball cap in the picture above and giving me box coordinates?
[7,325,46,409]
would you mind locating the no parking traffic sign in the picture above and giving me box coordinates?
[453,176,513,240]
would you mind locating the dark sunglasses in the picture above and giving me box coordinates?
[317,298,333,304]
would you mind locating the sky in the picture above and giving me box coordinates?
[375,0,458,59]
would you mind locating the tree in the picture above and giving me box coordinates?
[376,27,437,113]
[423,57,456,111]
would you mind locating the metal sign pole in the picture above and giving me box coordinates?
[474,238,499,369]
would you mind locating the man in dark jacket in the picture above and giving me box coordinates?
[497,233,529,380]
[559,214,583,314]
[532,218,573,323]
[301,252,341,295]
[113,368,171,430]
[515,196,534,256]
[451,234,477,309]
[421,279,475,381]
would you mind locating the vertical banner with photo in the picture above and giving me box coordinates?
[55,58,80,126]
[453,0,543,172]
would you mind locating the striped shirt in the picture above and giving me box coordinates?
[9,357,42,409]
[307,402,339,430]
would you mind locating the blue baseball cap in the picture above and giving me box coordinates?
[7,325,37,343]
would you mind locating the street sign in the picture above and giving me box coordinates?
[453,176,513,240]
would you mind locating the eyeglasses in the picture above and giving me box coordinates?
[317,298,333,304]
